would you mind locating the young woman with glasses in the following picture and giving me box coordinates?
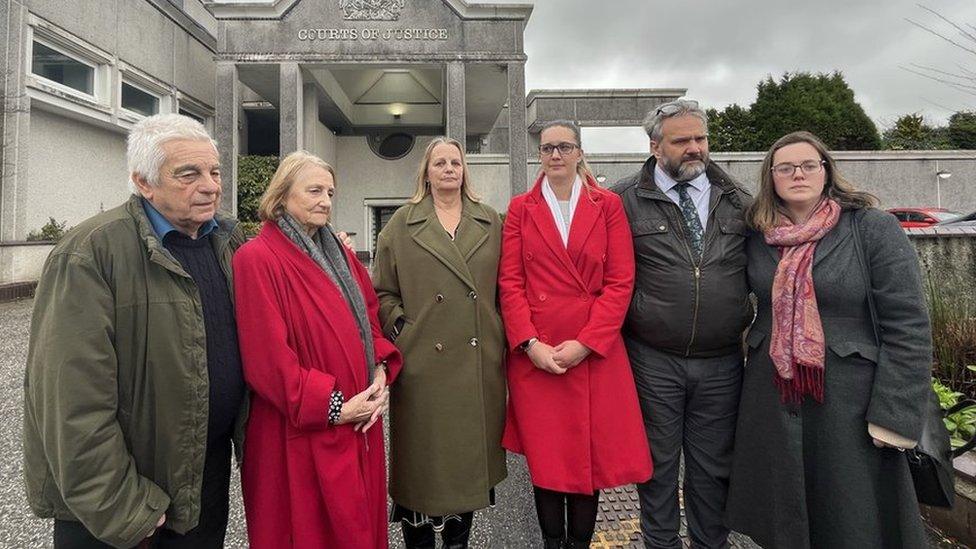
[725,131,932,548]
[498,120,652,548]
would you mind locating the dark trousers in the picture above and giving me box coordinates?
[54,439,231,549]
[627,338,742,549]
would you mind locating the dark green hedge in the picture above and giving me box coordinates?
[237,155,279,236]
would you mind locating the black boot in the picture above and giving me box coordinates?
[401,521,436,549]
[441,512,474,549]
[563,536,590,549]
[542,535,564,549]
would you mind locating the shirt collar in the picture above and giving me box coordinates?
[654,163,710,195]
[141,198,217,240]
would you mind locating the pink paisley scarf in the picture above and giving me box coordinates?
[764,198,841,403]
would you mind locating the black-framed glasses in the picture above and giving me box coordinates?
[656,99,699,116]
[539,142,579,156]
[771,160,825,177]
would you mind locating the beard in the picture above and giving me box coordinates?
[660,153,708,182]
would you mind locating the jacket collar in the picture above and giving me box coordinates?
[405,194,492,290]
[635,156,741,202]
[125,194,239,278]
[523,172,596,290]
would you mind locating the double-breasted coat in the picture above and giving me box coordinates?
[498,174,653,494]
[233,223,402,549]
[373,195,508,516]
[726,209,931,548]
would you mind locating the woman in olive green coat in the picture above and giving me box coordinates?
[373,137,507,549]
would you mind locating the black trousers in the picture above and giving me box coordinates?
[627,338,743,549]
[54,439,232,549]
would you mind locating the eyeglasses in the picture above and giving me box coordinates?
[539,142,579,156]
[771,160,825,177]
[656,100,699,116]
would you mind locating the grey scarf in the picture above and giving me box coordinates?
[277,214,375,382]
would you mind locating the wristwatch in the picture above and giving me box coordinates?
[521,337,539,351]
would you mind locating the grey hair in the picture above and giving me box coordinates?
[642,99,708,142]
[539,119,582,145]
[127,113,216,193]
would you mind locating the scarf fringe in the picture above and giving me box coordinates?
[775,362,825,404]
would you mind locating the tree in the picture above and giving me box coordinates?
[949,111,976,148]
[707,104,757,152]
[748,72,881,150]
[882,113,951,150]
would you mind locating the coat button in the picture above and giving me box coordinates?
[468,291,477,300]
[659,225,666,231]
[526,252,533,260]
[435,343,444,352]
[435,294,444,303]
[469,338,479,347]
[582,295,589,302]
[539,294,547,302]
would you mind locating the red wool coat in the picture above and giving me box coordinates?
[233,222,402,549]
[498,175,653,494]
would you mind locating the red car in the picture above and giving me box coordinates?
[887,207,962,228]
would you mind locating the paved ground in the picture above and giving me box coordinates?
[0,297,968,548]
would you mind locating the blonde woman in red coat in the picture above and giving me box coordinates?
[498,120,653,548]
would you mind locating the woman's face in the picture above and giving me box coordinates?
[771,142,827,215]
[426,143,463,195]
[539,125,582,180]
[284,165,335,233]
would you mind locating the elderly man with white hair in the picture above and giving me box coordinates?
[23,113,247,549]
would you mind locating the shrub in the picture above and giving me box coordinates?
[238,155,279,224]
[26,218,69,242]
[933,377,976,449]
[927,276,976,397]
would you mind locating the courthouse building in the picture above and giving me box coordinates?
[1,0,972,284]
[0,0,678,282]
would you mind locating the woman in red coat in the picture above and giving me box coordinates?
[233,151,402,548]
[499,120,653,548]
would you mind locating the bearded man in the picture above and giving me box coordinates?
[612,99,753,549]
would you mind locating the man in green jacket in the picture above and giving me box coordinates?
[23,113,247,548]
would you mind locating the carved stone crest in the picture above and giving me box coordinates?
[339,0,406,21]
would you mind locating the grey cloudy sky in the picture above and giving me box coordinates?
[486,0,976,151]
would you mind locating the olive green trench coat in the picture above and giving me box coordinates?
[373,195,507,516]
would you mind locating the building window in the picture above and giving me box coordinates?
[121,82,160,117]
[31,40,94,95]
[368,133,415,161]
[179,108,204,124]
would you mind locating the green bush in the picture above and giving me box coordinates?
[26,218,69,242]
[237,155,279,224]
[933,377,976,449]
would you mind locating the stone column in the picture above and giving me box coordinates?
[215,63,239,214]
[507,61,527,196]
[279,62,303,157]
[445,61,465,143]
[0,1,31,242]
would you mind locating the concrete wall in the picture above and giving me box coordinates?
[0,242,54,283]
[582,151,976,213]
[27,109,129,233]
[331,135,433,246]
[912,234,976,306]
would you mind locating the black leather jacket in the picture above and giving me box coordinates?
[612,157,754,358]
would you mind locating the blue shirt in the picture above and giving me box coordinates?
[654,164,711,231]
[142,198,218,240]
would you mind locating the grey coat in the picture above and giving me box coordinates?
[726,208,931,549]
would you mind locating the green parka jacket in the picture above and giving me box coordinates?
[23,195,247,548]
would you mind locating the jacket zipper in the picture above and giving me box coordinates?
[679,194,725,357]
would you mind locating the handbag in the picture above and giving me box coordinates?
[850,208,974,508]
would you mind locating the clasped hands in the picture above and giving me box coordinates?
[337,365,389,432]
[527,339,591,375]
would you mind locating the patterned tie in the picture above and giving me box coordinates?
[675,182,704,260]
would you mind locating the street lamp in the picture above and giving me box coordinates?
[936,169,952,209]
